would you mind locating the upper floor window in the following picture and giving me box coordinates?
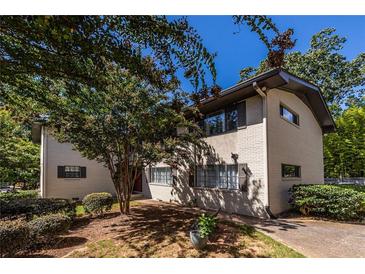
[201,106,238,136]
[281,164,301,178]
[280,104,299,126]
[150,167,172,186]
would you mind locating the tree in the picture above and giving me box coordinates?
[0,16,281,213]
[47,68,208,214]
[239,28,365,112]
[0,108,40,189]
[233,15,296,69]
[324,106,365,178]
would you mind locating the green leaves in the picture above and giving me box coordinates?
[324,106,365,178]
[198,213,218,238]
[239,28,365,108]
[0,109,40,188]
[290,184,365,220]
[0,16,217,96]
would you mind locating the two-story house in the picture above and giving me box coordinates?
[32,69,335,218]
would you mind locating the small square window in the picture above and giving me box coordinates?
[281,164,301,178]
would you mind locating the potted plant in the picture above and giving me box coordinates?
[190,211,218,250]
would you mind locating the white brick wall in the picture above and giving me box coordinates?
[142,95,268,217]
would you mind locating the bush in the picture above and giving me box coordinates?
[0,190,39,201]
[198,213,218,238]
[0,198,76,220]
[0,220,30,257]
[289,184,365,220]
[28,214,71,243]
[82,192,113,215]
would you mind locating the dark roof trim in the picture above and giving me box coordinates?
[198,68,335,133]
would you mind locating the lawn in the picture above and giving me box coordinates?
[59,201,303,258]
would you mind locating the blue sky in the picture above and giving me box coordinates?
[175,16,365,91]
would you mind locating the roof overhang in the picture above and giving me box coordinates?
[196,68,335,133]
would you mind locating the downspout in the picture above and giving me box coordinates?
[40,126,47,198]
[252,82,277,219]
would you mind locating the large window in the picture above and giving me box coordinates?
[280,104,299,126]
[150,167,172,185]
[201,106,238,136]
[281,164,301,178]
[195,164,238,189]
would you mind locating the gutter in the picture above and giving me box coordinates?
[252,82,277,219]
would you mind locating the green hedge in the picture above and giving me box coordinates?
[82,192,113,215]
[0,214,72,257]
[289,184,365,220]
[0,190,39,201]
[0,198,76,220]
[28,213,71,243]
[0,220,30,257]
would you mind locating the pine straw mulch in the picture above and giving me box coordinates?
[21,201,303,258]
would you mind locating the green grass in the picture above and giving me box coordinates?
[234,222,305,258]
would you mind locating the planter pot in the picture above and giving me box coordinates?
[190,230,208,250]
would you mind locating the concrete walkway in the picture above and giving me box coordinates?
[143,200,365,258]
[221,213,365,258]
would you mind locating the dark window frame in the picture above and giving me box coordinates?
[280,104,299,126]
[199,103,241,137]
[281,164,301,178]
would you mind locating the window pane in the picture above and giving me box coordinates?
[227,165,238,189]
[218,165,227,188]
[196,166,205,187]
[151,167,172,185]
[280,105,299,125]
[205,111,224,135]
[282,164,301,178]
[64,166,81,178]
[225,108,238,131]
[195,164,238,189]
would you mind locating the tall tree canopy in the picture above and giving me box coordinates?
[0,15,289,213]
[324,106,365,178]
[239,28,365,112]
[0,108,40,189]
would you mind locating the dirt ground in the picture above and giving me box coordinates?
[21,200,302,258]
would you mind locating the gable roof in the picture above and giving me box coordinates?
[198,68,335,133]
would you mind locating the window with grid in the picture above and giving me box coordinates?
[150,167,172,185]
[64,166,81,178]
[195,164,238,189]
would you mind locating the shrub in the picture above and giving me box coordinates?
[0,190,39,201]
[82,192,113,215]
[198,213,218,238]
[0,198,76,220]
[289,184,365,220]
[0,220,30,257]
[28,214,71,243]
